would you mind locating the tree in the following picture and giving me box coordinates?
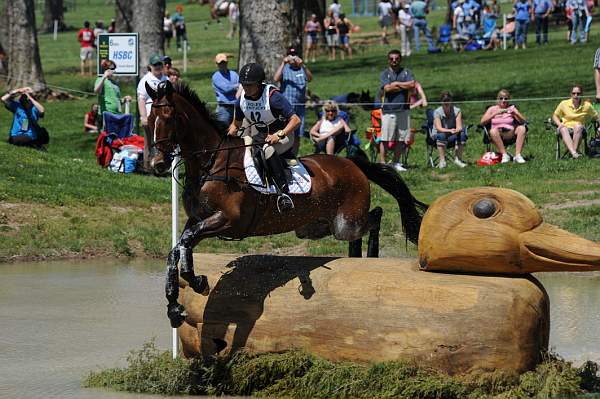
[239,0,292,80]
[131,0,165,75]
[41,0,66,33]
[115,0,133,32]
[5,0,46,92]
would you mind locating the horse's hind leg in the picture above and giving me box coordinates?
[367,207,383,258]
[166,246,186,328]
[348,239,362,257]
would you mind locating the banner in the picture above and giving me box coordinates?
[97,33,139,76]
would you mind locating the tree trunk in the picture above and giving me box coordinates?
[41,0,66,33]
[115,0,133,32]
[131,0,165,75]
[5,0,46,92]
[239,0,292,81]
[290,0,304,56]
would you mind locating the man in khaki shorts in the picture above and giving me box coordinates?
[379,49,414,172]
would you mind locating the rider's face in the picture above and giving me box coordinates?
[243,84,260,99]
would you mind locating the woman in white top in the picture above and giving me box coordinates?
[398,4,412,56]
[310,101,350,155]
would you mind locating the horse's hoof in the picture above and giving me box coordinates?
[167,304,187,328]
[192,275,210,296]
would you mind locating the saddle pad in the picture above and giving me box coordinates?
[243,150,311,194]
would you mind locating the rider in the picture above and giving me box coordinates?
[228,63,301,212]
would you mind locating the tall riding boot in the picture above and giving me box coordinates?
[266,153,294,212]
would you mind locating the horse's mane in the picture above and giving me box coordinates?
[173,81,225,136]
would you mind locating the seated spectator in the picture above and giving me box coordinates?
[1,87,48,149]
[167,67,181,84]
[480,89,527,163]
[432,91,467,168]
[486,14,515,50]
[84,103,99,133]
[409,81,428,110]
[309,100,350,155]
[94,59,131,129]
[552,85,600,158]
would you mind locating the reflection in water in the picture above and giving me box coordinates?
[1,261,599,398]
[536,272,600,365]
[0,259,170,399]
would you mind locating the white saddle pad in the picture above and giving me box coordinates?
[243,149,312,194]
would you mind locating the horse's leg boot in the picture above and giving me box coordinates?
[180,246,210,296]
[348,239,363,257]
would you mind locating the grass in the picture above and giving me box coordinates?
[83,340,600,398]
[2,0,600,260]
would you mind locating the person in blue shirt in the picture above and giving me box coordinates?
[211,53,239,130]
[1,87,47,149]
[410,0,435,52]
[533,0,553,44]
[171,5,189,52]
[274,47,313,155]
[513,0,532,49]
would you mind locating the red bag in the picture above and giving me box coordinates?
[477,151,501,166]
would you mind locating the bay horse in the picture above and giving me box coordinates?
[146,80,427,328]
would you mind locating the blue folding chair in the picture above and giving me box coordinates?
[313,110,360,155]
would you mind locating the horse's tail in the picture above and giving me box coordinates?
[347,147,428,245]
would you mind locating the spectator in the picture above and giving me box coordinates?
[211,53,239,129]
[93,20,106,38]
[227,1,239,40]
[330,0,342,18]
[274,48,313,155]
[409,81,428,110]
[410,0,435,52]
[161,55,173,74]
[84,104,99,133]
[167,67,181,85]
[108,19,116,33]
[309,100,351,155]
[432,92,467,168]
[594,47,600,103]
[163,11,175,51]
[379,49,415,172]
[533,0,553,45]
[94,59,131,129]
[304,14,321,63]
[137,54,168,171]
[584,1,593,41]
[172,5,190,52]
[552,85,600,158]
[480,89,528,164]
[324,10,338,61]
[377,0,394,44]
[453,0,467,36]
[513,0,531,49]
[2,87,48,150]
[481,4,498,45]
[77,21,95,76]
[567,0,590,43]
[337,13,353,60]
[486,14,515,50]
[398,4,412,57]
[462,0,479,35]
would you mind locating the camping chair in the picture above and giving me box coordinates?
[546,118,591,160]
[103,112,134,141]
[437,24,452,50]
[313,110,360,156]
[422,108,470,168]
[480,121,528,155]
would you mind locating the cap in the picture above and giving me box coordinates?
[148,54,163,66]
[161,55,172,65]
[215,53,228,64]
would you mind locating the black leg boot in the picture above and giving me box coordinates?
[266,153,294,212]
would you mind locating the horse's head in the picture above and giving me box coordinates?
[147,80,178,174]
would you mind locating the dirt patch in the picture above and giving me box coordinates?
[543,198,600,210]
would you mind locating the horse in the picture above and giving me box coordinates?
[146,80,427,328]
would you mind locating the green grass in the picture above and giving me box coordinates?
[83,340,600,398]
[1,0,600,260]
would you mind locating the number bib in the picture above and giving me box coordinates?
[239,84,278,131]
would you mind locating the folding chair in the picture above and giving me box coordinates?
[437,24,452,50]
[313,110,359,155]
[546,118,591,160]
[422,108,470,168]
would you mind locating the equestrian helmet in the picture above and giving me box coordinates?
[239,63,265,85]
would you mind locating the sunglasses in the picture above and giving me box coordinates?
[388,57,400,61]
[325,109,337,113]
[572,91,582,95]
[498,97,509,100]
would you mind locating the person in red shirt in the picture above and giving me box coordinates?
[77,21,95,76]
[84,103,99,133]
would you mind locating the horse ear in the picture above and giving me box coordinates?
[164,80,174,100]
[146,81,157,101]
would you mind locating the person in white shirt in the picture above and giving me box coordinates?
[378,0,394,44]
[329,0,342,18]
[137,54,168,172]
[227,1,239,39]
[163,11,175,50]
[398,4,412,56]
[309,101,350,155]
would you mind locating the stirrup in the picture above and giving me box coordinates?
[276,193,294,213]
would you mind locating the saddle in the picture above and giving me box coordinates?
[242,136,311,194]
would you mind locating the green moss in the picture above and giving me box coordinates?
[83,341,600,398]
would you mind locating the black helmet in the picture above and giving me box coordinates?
[239,63,265,85]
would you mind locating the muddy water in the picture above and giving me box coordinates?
[0,259,599,398]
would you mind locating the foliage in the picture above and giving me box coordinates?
[84,341,600,398]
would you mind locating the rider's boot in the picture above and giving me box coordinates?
[266,153,294,212]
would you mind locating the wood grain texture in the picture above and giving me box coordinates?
[418,187,600,274]
[178,254,549,375]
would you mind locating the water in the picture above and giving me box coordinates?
[0,260,599,399]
